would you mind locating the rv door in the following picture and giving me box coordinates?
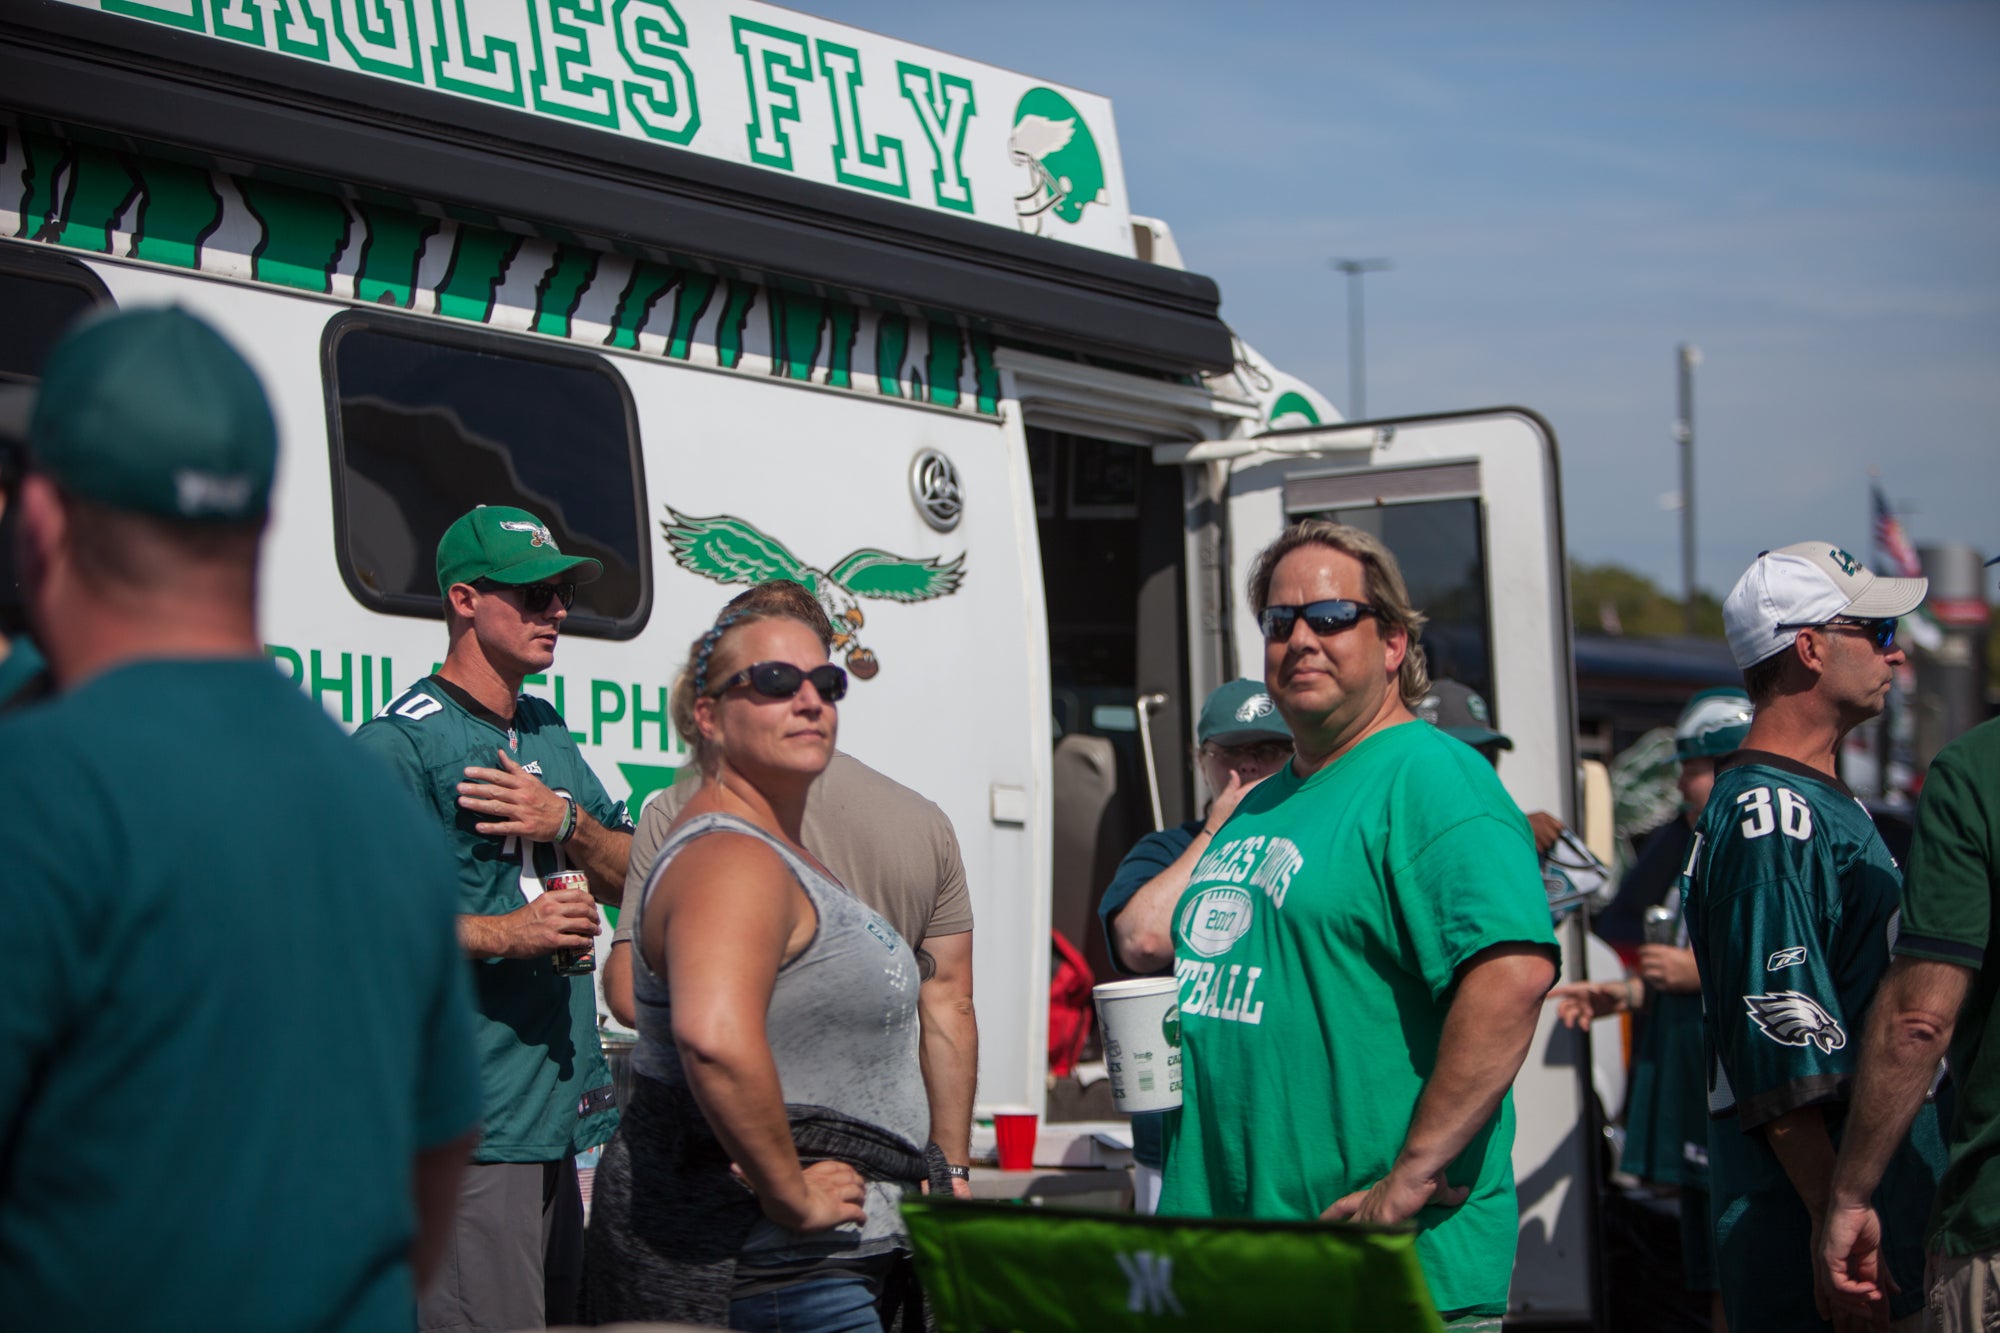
[1202,408,1601,1330]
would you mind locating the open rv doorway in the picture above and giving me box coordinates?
[1031,425,1192,1113]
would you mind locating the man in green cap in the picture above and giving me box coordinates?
[0,305,481,1327]
[356,503,634,1333]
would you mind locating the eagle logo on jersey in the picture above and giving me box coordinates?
[498,520,555,549]
[660,506,965,681]
[1745,990,1847,1054]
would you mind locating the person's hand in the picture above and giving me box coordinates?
[459,749,567,841]
[1206,767,1269,833]
[1636,944,1701,994]
[1546,980,1630,1028]
[1526,811,1565,857]
[756,1160,868,1232]
[1817,1200,1896,1328]
[917,1174,975,1200]
[1320,1166,1468,1226]
[495,887,598,959]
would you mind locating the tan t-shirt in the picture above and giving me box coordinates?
[613,751,972,972]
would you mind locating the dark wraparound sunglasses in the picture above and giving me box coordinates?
[475,579,576,612]
[1780,616,1898,652]
[1259,599,1380,642]
[710,660,849,703]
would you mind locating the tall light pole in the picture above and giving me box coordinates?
[1331,258,1390,420]
[1675,343,1701,634]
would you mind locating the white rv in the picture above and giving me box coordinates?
[1,2,1605,1325]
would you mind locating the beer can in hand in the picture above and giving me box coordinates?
[546,870,596,975]
[1642,905,1679,946]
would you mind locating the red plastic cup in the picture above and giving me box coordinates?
[994,1113,1037,1171]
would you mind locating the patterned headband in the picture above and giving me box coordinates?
[692,609,747,697]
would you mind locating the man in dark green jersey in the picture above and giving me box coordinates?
[1158,520,1558,1327]
[1821,705,2000,1331]
[0,307,479,1328]
[1685,540,1939,1332]
[357,504,634,1333]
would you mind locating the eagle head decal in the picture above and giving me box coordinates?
[1744,991,1847,1055]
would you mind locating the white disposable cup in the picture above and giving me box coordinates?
[1093,977,1183,1114]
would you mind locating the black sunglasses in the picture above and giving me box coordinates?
[475,579,576,612]
[1259,599,1380,642]
[710,660,849,703]
[1779,616,1898,652]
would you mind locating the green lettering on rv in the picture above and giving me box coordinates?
[532,246,600,338]
[815,39,908,199]
[528,0,619,128]
[428,0,526,108]
[130,159,224,270]
[614,0,701,146]
[606,259,679,351]
[666,271,717,360]
[631,684,672,751]
[435,228,522,323]
[100,0,203,33]
[715,280,757,370]
[896,62,977,214]
[267,0,332,61]
[591,679,626,746]
[210,0,266,46]
[237,178,352,294]
[330,0,423,84]
[732,18,810,172]
[354,202,440,308]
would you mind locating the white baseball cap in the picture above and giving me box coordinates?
[1723,541,1927,670]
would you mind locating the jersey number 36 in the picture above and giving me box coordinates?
[1737,785,1813,841]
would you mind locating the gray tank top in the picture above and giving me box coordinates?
[631,811,927,1260]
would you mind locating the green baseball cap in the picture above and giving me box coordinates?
[435,505,602,594]
[1197,679,1291,746]
[1416,680,1513,752]
[24,305,276,522]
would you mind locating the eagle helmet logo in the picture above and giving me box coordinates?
[660,506,965,681]
[1744,990,1847,1055]
[498,519,555,549]
[1008,87,1106,233]
[1233,693,1274,723]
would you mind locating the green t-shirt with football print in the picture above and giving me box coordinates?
[1159,719,1556,1317]
[1685,751,1947,1331]
[357,674,630,1163]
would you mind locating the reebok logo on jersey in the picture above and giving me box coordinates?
[1745,991,1846,1054]
[1767,946,1808,971]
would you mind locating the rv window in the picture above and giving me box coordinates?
[1297,497,1497,719]
[322,315,648,638]
[0,252,112,385]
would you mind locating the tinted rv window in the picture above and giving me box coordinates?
[323,316,648,638]
[1298,497,1497,717]
[0,253,111,385]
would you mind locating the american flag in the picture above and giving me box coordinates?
[1872,483,1923,579]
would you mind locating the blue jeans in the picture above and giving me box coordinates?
[728,1270,883,1333]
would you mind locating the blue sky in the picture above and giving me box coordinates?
[823,0,2000,600]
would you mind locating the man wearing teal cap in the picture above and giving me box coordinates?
[0,305,481,1327]
[357,503,634,1333]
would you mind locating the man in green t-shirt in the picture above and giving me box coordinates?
[1822,706,2000,1329]
[1158,520,1559,1324]
[1684,540,1940,1332]
[356,504,635,1333]
[0,306,480,1329]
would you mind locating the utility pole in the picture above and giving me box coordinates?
[1331,258,1390,420]
[1675,343,1701,634]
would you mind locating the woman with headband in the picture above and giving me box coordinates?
[583,602,929,1332]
